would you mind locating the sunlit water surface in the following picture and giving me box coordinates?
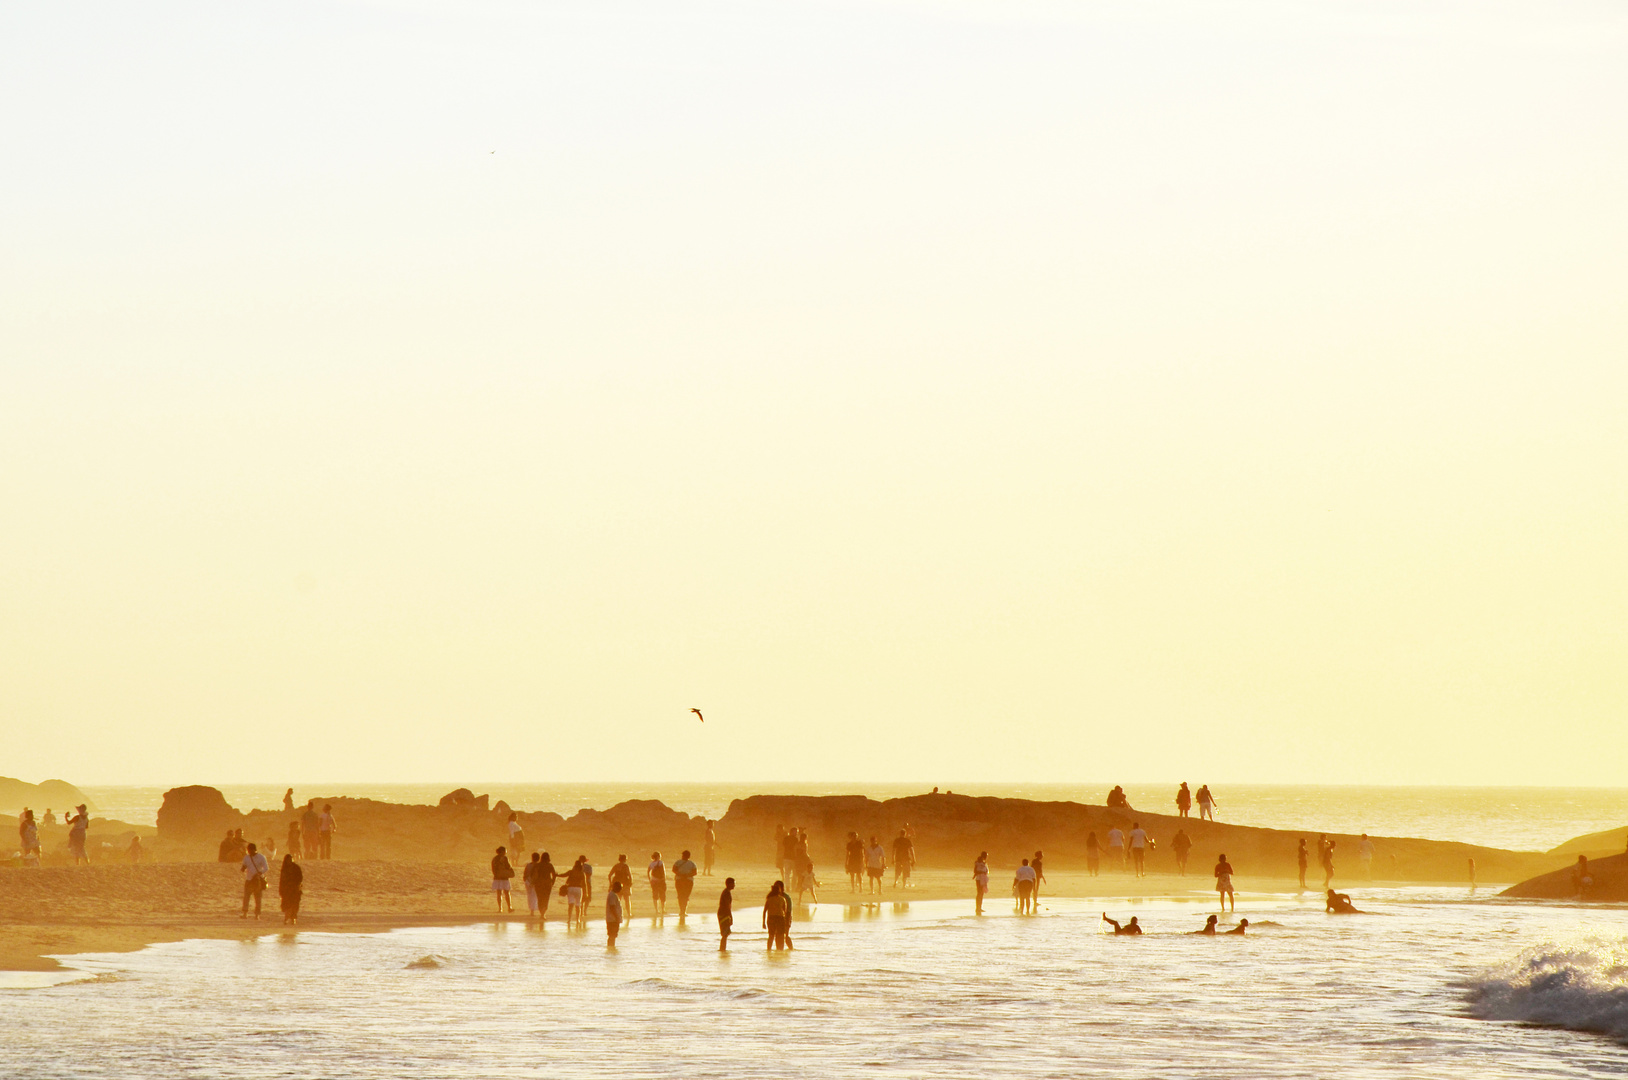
[5,891,1627,1078]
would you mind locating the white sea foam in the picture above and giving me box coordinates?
[1463,936,1628,1044]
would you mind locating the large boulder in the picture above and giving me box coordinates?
[156,786,244,841]
[0,777,95,815]
[1502,852,1628,902]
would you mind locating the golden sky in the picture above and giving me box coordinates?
[2,1,1625,785]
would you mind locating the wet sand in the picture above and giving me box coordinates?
[0,860,1472,971]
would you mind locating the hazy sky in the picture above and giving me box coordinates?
[2,1,1625,787]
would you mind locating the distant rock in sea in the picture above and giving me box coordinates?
[0,777,95,815]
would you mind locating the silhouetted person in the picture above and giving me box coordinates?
[506,812,524,853]
[523,852,544,917]
[1106,825,1125,871]
[1225,918,1249,935]
[1214,853,1235,913]
[1106,785,1129,810]
[67,806,89,865]
[18,810,40,867]
[42,808,55,826]
[580,855,594,924]
[1176,782,1192,818]
[609,855,635,917]
[127,835,143,863]
[1032,851,1047,901]
[1101,914,1142,935]
[845,831,865,892]
[317,805,336,860]
[564,858,587,928]
[225,829,246,863]
[1193,914,1218,935]
[1013,858,1037,914]
[605,881,624,947]
[763,880,792,950]
[717,877,735,950]
[892,829,914,888]
[1296,839,1309,890]
[1467,857,1476,886]
[973,851,990,914]
[1196,785,1216,821]
[1172,829,1192,875]
[302,801,320,859]
[282,788,294,812]
[1086,831,1100,876]
[866,835,886,894]
[217,830,236,863]
[1128,824,1148,877]
[703,820,718,876]
[286,819,302,860]
[1318,835,1335,888]
[1326,889,1361,914]
[240,842,270,918]
[1572,856,1593,899]
[773,825,787,879]
[491,846,514,912]
[535,852,557,922]
[647,851,667,916]
[674,850,698,917]
[1358,834,1375,879]
[279,853,303,924]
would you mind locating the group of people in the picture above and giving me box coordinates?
[1173,783,1218,821]
[1084,822,1171,876]
[14,805,92,867]
[840,829,918,895]
[233,840,303,924]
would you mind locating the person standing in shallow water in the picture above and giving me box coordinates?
[1296,839,1309,890]
[605,881,624,947]
[717,877,735,951]
[490,846,514,913]
[702,820,718,876]
[762,881,792,951]
[973,851,990,914]
[1013,858,1037,914]
[647,851,667,917]
[1214,853,1235,913]
[1318,835,1336,889]
[534,852,557,923]
[1031,851,1047,902]
[279,853,303,924]
[609,855,634,917]
[673,850,698,918]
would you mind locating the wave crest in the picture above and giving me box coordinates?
[1462,936,1628,1044]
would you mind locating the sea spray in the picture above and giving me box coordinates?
[1462,936,1628,1044]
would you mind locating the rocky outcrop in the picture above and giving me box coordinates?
[156,786,243,841]
[1502,852,1628,902]
[0,777,95,815]
[1547,825,1628,858]
[715,793,1564,884]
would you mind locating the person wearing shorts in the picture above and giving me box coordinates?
[491,846,514,913]
[973,852,990,915]
[1013,859,1037,914]
[647,852,668,916]
[564,858,586,926]
[605,881,624,947]
[717,877,735,951]
[672,850,698,918]
[865,836,886,895]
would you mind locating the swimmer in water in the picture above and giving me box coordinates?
[1225,918,1249,935]
[1325,889,1362,914]
[1193,914,1219,935]
[1101,913,1143,935]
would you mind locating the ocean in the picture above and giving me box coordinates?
[80,782,1628,852]
[4,889,1626,1076]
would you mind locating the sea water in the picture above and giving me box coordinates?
[80,783,1628,851]
[4,891,1627,1078]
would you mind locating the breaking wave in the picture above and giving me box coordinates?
[1461,936,1628,1044]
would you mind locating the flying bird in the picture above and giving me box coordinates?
[690,708,704,722]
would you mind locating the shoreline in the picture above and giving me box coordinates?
[0,862,1509,973]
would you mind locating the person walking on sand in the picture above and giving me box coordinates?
[866,835,886,895]
[1196,785,1216,821]
[1318,835,1336,889]
[506,812,525,854]
[892,829,914,889]
[1176,782,1192,819]
[673,850,699,918]
[1013,858,1037,914]
[564,857,587,928]
[1086,830,1100,877]
[317,805,336,860]
[535,852,558,922]
[1358,834,1375,879]
[703,821,718,877]
[717,877,736,951]
[67,806,90,865]
[491,847,515,913]
[605,881,624,947]
[523,852,543,917]
[973,851,991,915]
[282,788,295,812]
[240,842,270,919]
[18,810,40,868]
[1128,824,1149,877]
[1172,828,1192,875]
[1214,853,1235,913]
[763,881,792,951]
[647,851,668,916]
[845,831,865,893]
[302,801,320,859]
[1106,825,1125,872]
[279,853,303,924]
[609,855,635,917]
[1296,839,1309,890]
[1031,851,1048,902]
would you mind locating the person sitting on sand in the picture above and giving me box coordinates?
[1214,853,1236,913]
[1325,890,1362,914]
[1571,856,1593,900]
[1172,829,1192,876]
[1193,914,1219,935]
[605,881,624,947]
[1013,859,1037,914]
[42,808,56,826]
[717,877,735,951]
[279,853,303,924]
[491,846,515,913]
[1101,914,1142,935]
[1225,918,1249,935]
